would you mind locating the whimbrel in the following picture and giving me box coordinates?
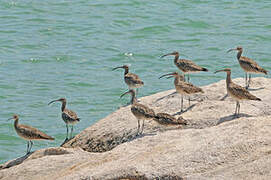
[8,114,54,154]
[113,65,144,94]
[159,72,204,112]
[227,46,268,89]
[48,98,80,140]
[161,51,208,82]
[154,113,187,126]
[120,89,155,135]
[214,68,261,117]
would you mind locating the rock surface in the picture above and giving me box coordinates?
[1,77,271,179]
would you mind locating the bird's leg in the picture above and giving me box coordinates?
[70,125,74,139]
[180,95,184,112]
[66,124,69,140]
[248,74,252,88]
[238,102,241,115]
[183,74,186,82]
[234,101,238,116]
[188,96,191,106]
[245,73,248,88]
[136,88,139,96]
[137,119,140,135]
[187,74,190,82]
[26,141,30,154]
[140,119,145,134]
[28,140,33,153]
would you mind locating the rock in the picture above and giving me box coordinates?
[63,77,271,152]
[1,77,271,179]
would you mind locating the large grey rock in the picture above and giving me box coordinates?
[63,77,271,152]
[1,77,271,180]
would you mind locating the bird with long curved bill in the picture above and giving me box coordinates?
[120,89,155,135]
[159,72,203,112]
[160,51,208,82]
[227,46,268,89]
[8,114,54,154]
[48,98,80,141]
[214,68,261,117]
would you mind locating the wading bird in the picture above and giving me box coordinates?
[161,51,208,82]
[214,68,261,117]
[48,98,80,140]
[227,46,268,89]
[113,65,144,94]
[8,114,54,154]
[159,72,203,112]
[120,89,155,135]
[154,113,187,126]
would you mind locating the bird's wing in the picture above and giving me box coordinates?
[18,124,54,140]
[177,81,204,94]
[229,83,260,100]
[63,109,78,120]
[240,56,268,74]
[176,59,206,71]
[125,73,144,84]
[131,103,155,118]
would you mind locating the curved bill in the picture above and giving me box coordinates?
[160,53,173,58]
[159,72,176,79]
[214,69,225,74]
[48,99,58,105]
[120,91,130,98]
[112,66,123,71]
[7,117,13,121]
[227,48,237,53]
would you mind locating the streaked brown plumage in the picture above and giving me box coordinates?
[159,72,204,112]
[161,51,208,82]
[9,114,54,154]
[227,46,268,89]
[121,89,155,135]
[48,98,80,140]
[154,113,187,126]
[214,68,261,116]
[113,65,144,92]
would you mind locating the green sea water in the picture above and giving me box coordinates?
[0,0,271,163]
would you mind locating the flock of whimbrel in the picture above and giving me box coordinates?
[8,46,267,154]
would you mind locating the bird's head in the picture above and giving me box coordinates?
[8,114,19,121]
[48,98,66,105]
[227,46,243,53]
[161,51,179,58]
[159,72,179,79]
[214,68,231,74]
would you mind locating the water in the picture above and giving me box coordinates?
[0,0,270,163]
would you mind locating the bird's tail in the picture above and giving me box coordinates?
[76,118,80,121]
[202,67,208,72]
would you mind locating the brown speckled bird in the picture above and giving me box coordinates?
[227,46,268,89]
[113,65,144,94]
[8,114,54,154]
[215,68,261,117]
[161,51,208,82]
[121,89,155,135]
[154,113,187,126]
[48,98,80,140]
[159,72,204,112]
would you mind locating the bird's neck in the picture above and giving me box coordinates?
[237,50,242,59]
[61,101,66,112]
[174,54,179,64]
[174,75,181,84]
[124,68,129,75]
[226,72,232,87]
[14,118,19,129]
[130,92,137,104]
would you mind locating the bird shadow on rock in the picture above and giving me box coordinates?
[126,132,157,143]
[60,137,75,147]
[247,87,264,91]
[173,104,196,116]
[0,152,34,170]
[155,92,177,103]
[217,113,252,125]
